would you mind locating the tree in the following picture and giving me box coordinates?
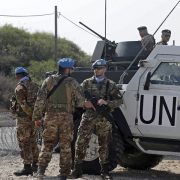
[0,24,91,76]
[28,59,56,83]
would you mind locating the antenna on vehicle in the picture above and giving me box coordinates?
[104,0,107,60]
[119,0,180,84]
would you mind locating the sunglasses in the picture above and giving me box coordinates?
[164,34,170,37]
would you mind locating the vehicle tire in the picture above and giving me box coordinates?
[107,124,125,171]
[119,149,163,170]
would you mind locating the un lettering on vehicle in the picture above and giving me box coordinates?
[138,94,177,127]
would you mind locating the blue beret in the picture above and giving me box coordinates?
[57,58,75,68]
[92,59,107,69]
[15,67,28,74]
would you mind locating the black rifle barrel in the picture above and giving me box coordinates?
[79,21,109,41]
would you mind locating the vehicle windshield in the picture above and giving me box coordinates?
[150,62,180,86]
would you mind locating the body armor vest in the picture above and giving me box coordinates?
[47,77,71,112]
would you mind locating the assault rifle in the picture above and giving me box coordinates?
[84,91,133,139]
[84,91,114,124]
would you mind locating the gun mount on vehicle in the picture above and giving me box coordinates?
[80,22,150,70]
[72,22,152,84]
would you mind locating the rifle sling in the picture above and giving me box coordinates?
[47,76,68,99]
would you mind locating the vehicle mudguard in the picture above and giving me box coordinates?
[111,107,133,140]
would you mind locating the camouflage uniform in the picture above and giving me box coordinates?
[74,76,123,166]
[141,34,155,51]
[15,78,39,165]
[32,74,85,176]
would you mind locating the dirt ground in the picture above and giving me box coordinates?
[1,112,180,179]
[1,153,180,180]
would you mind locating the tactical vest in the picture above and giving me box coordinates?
[47,77,72,113]
[85,78,111,100]
[12,80,39,117]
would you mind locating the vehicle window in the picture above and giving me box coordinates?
[150,62,180,85]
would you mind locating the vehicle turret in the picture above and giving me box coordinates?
[79,22,150,71]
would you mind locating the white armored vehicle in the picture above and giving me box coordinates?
[80,45,180,174]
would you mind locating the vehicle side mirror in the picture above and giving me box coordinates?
[144,72,151,90]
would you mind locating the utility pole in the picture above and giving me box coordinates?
[55,6,58,62]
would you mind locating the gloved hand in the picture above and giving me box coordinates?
[97,99,108,106]
[84,101,96,111]
[34,120,42,128]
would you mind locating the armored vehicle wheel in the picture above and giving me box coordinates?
[108,124,125,171]
[119,149,163,170]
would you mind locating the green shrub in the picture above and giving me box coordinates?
[0,74,16,109]
[28,59,56,84]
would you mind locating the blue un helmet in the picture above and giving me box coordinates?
[92,59,107,69]
[15,67,28,75]
[57,58,75,69]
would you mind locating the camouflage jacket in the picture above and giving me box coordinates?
[141,34,155,51]
[13,78,39,118]
[81,76,123,111]
[32,74,85,120]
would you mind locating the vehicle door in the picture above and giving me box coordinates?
[137,60,180,139]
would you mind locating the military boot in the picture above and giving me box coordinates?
[14,164,33,176]
[35,166,46,177]
[101,164,112,180]
[70,163,83,178]
[32,162,38,173]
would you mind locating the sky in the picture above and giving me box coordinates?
[0,0,180,55]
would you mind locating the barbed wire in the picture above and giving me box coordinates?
[0,112,19,156]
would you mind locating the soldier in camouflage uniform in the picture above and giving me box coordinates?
[156,29,171,45]
[137,26,155,51]
[11,67,39,176]
[32,58,93,180]
[71,59,123,180]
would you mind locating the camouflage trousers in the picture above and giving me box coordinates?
[38,112,74,176]
[16,117,39,164]
[75,113,112,165]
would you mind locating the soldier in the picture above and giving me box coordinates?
[156,29,171,45]
[32,58,93,180]
[11,67,39,176]
[71,59,123,180]
[137,26,155,51]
